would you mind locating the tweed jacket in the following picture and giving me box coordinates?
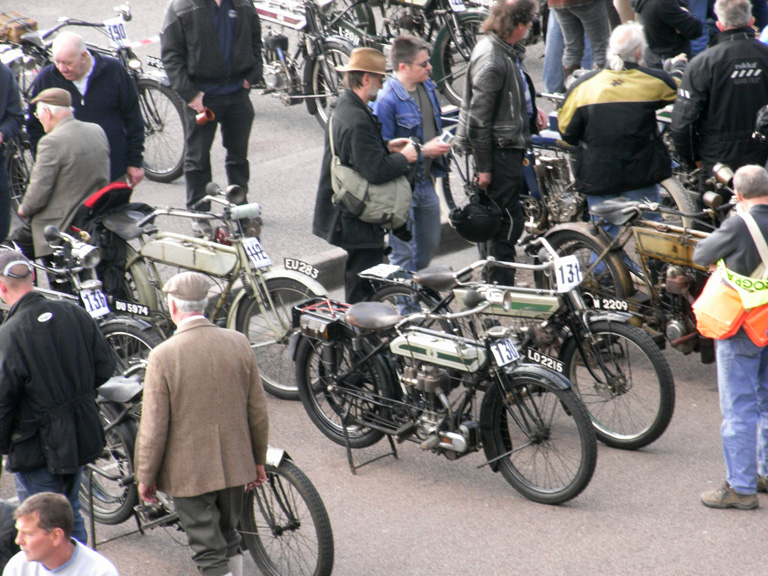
[135,317,269,497]
[20,116,110,257]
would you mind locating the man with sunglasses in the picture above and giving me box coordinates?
[0,250,116,545]
[372,35,452,278]
[8,88,109,261]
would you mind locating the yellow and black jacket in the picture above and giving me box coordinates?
[558,62,677,196]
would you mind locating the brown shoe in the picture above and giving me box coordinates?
[758,475,768,493]
[701,482,758,510]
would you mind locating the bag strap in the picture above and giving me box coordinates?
[740,211,768,278]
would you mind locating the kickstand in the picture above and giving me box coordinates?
[341,404,398,475]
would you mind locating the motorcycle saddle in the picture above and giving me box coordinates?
[589,200,639,226]
[414,265,457,292]
[98,374,143,403]
[346,302,402,331]
[102,210,157,240]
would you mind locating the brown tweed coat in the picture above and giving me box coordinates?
[135,317,269,497]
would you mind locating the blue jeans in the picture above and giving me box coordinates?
[15,467,88,544]
[387,179,441,273]
[715,329,768,494]
[543,10,593,94]
[554,0,611,69]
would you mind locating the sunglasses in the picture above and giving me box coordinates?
[411,60,430,68]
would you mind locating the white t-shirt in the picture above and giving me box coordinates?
[2,540,118,575]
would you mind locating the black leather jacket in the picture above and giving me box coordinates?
[0,292,115,474]
[455,33,537,173]
[161,0,263,103]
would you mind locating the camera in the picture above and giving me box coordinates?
[440,131,454,144]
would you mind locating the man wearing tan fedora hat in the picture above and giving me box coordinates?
[8,87,109,261]
[312,47,419,303]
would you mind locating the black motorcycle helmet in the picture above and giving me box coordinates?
[449,192,502,243]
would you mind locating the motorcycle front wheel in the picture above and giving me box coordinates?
[241,459,334,576]
[136,78,186,183]
[484,373,597,504]
[295,334,395,448]
[307,40,352,128]
[561,320,676,450]
[236,277,323,400]
[431,13,485,107]
[100,320,164,376]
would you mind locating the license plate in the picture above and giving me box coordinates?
[284,258,319,279]
[553,255,582,293]
[80,289,110,318]
[491,338,520,367]
[103,16,130,47]
[244,237,271,269]
[449,0,467,11]
[584,293,629,312]
[526,347,564,373]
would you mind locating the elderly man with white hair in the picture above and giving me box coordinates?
[26,30,144,186]
[557,21,685,237]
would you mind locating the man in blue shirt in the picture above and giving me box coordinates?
[373,35,452,274]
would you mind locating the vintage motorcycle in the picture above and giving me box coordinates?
[293,260,598,504]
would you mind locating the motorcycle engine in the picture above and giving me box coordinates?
[262,32,298,102]
[386,10,424,34]
[402,364,449,394]
[536,157,584,224]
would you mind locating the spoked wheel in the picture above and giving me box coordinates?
[484,372,597,504]
[561,321,675,450]
[136,78,186,183]
[79,405,138,525]
[242,459,334,576]
[236,278,324,400]
[5,134,33,212]
[295,335,395,448]
[432,13,485,107]
[307,40,352,128]
[100,320,164,376]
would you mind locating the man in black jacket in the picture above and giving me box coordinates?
[672,0,768,179]
[455,0,544,285]
[0,250,116,544]
[631,0,703,66]
[312,48,418,302]
[161,0,263,234]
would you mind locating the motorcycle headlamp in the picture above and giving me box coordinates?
[73,242,102,269]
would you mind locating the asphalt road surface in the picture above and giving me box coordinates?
[1,1,765,575]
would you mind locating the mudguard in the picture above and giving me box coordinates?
[479,363,573,472]
[226,268,328,329]
[266,446,292,467]
[99,314,155,335]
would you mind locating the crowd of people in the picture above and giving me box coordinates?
[1,0,768,572]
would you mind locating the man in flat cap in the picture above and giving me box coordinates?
[0,249,116,544]
[8,88,109,261]
[135,271,269,576]
[312,47,419,303]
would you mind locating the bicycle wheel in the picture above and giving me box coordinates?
[79,405,138,525]
[242,459,334,576]
[295,334,395,448]
[100,320,164,376]
[537,228,633,299]
[236,277,323,400]
[307,40,352,128]
[484,372,597,504]
[431,13,485,107]
[561,320,675,450]
[136,78,186,183]
[5,134,33,212]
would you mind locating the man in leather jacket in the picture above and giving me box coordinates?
[0,250,116,544]
[312,48,418,302]
[161,0,263,230]
[671,0,768,178]
[455,0,545,285]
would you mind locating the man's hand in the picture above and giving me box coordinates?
[188,92,205,114]
[127,166,145,187]
[536,109,548,131]
[399,141,419,163]
[138,482,158,503]
[422,136,451,158]
[387,137,410,153]
[17,206,26,219]
[476,172,492,190]
[242,79,251,90]
[245,465,268,492]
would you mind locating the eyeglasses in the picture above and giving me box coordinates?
[410,59,430,69]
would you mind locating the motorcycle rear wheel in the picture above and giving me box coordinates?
[307,40,352,128]
[137,78,186,183]
[236,277,323,400]
[295,335,396,449]
[431,13,485,107]
[101,320,164,376]
[484,373,597,504]
[242,459,334,576]
[561,320,675,450]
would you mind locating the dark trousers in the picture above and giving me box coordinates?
[8,221,35,260]
[344,246,384,304]
[174,485,245,576]
[0,149,11,241]
[184,88,254,211]
[479,147,526,286]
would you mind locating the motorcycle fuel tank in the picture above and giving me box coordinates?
[390,332,487,373]
[140,233,239,276]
